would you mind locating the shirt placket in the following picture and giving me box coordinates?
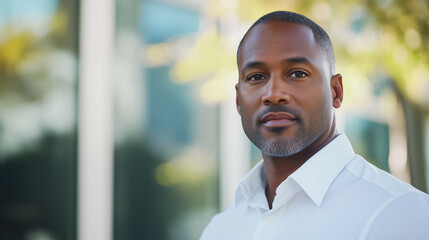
[251,183,300,240]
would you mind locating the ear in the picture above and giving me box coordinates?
[331,74,343,109]
[235,83,241,115]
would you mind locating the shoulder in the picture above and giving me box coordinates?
[200,206,238,240]
[345,155,421,197]
[344,156,429,239]
[361,192,429,240]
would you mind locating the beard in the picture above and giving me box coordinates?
[241,105,329,158]
[251,123,314,157]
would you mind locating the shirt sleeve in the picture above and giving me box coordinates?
[364,192,429,240]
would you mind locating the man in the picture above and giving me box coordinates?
[201,11,429,239]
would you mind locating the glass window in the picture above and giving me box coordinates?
[114,0,218,239]
[0,0,78,239]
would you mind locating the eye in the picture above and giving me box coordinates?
[290,71,308,78]
[247,73,266,81]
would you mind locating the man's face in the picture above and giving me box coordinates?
[236,21,338,157]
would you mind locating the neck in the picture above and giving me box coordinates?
[263,120,338,209]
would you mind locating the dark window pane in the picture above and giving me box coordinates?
[0,0,78,239]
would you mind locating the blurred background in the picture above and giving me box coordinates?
[0,0,428,239]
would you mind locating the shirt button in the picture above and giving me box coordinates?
[267,216,275,223]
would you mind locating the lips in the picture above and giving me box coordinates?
[261,112,297,127]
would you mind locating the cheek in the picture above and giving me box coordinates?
[240,100,258,124]
[238,89,261,113]
[312,87,333,123]
[238,96,253,121]
[294,84,320,104]
[295,83,332,118]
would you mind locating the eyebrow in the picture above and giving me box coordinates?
[282,57,311,64]
[241,61,267,74]
[241,57,313,74]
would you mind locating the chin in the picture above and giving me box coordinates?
[259,138,305,157]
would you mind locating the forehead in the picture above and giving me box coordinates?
[239,22,321,68]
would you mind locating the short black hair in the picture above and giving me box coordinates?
[237,11,335,76]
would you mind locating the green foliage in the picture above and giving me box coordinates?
[174,0,429,105]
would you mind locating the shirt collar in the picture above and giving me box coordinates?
[235,133,355,207]
[283,133,355,206]
[235,160,266,207]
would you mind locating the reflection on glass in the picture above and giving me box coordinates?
[114,0,218,239]
[0,0,78,239]
[345,114,390,171]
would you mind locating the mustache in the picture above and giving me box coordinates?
[257,106,300,122]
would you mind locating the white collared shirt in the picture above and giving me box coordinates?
[201,134,429,240]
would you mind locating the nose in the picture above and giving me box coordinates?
[261,77,291,105]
